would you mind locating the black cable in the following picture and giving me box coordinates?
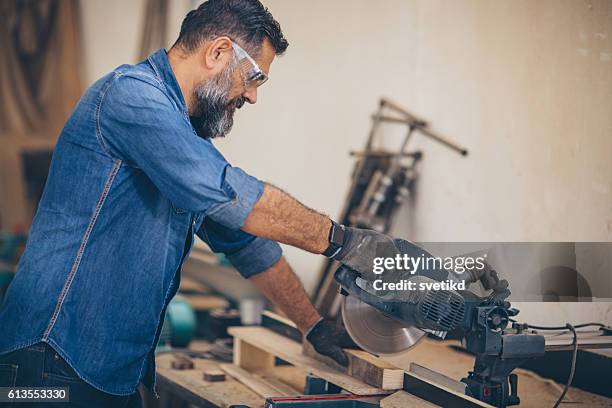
[508,320,598,407]
[552,323,578,408]
[527,322,605,331]
[509,319,606,331]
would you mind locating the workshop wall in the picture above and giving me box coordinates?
[79,1,612,322]
[392,0,612,323]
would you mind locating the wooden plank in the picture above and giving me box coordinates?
[380,390,439,408]
[228,326,389,396]
[233,337,276,370]
[179,276,210,294]
[303,341,404,390]
[253,373,301,396]
[219,363,291,398]
[183,294,229,311]
[255,366,306,394]
[346,349,404,390]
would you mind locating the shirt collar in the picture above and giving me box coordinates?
[147,48,188,114]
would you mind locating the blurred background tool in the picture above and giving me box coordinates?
[313,98,469,318]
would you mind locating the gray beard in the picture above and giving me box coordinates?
[190,60,244,139]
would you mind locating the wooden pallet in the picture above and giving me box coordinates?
[228,326,391,396]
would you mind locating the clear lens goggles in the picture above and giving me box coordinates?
[231,41,268,89]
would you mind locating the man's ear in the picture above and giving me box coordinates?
[203,36,233,70]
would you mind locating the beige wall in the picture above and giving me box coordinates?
[79,1,612,322]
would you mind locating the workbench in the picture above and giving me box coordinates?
[154,337,612,408]
[155,343,306,408]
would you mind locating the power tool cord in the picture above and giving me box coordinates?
[510,320,582,407]
[548,323,577,408]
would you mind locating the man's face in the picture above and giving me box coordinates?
[190,40,275,139]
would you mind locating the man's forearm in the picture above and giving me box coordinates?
[249,256,321,333]
[243,183,331,254]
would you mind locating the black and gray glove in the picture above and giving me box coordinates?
[332,226,400,281]
[451,259,511,301]
[305,319,357,366]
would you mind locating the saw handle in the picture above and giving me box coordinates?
[334,267,399,317]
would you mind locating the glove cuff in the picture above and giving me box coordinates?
[304,316,325,340]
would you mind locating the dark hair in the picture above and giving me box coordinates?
[173,0,288,56]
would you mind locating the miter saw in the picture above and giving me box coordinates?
[335,239,546,408]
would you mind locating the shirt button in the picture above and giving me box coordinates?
[54,353,60,360]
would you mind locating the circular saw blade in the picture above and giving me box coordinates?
[342,295,426,356]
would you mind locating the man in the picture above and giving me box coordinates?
[0,0,398,406]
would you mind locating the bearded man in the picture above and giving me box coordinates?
[0,1,399,406]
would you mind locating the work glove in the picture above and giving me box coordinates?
[451,259,511,302]
[305,319,356,367]
[333,227,400,281]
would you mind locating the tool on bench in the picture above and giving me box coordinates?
[156,295,197,352]
[335,239,612,407]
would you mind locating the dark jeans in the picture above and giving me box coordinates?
[0,342,142,407]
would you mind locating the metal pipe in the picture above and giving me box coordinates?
[372,114,469,156]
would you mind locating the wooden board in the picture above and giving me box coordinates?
[380,390,439,408]
[255,365,306,395]
[179,276,211,294]
[228,326,390,396]
[220,363,298,398]
[346,349,404,390]
[183,294,229,311]
[303,341,404,390]
[233,337,276,370]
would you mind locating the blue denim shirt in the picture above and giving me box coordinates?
[0,49,282,395]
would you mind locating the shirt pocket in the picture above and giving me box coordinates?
[0,363,18,387]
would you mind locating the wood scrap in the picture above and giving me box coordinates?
[171,353,194,370]
[346,349,404,390]
[203,369,226,382]
[303,340,404,390]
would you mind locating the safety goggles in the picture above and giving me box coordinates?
[231,41,268,89]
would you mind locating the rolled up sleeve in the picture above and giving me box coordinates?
[204,167,265,229]
[197,218,282,278]
[98,73,261,229]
